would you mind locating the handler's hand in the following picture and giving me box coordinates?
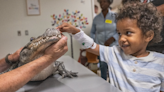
[44,35,68,61]
[8,47,23,62]
[57,22,80,34]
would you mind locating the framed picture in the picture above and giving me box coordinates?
[26,0,40,16]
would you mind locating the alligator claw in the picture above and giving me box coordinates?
[54,61,78,78]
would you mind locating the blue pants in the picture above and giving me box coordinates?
[98,56,108,80]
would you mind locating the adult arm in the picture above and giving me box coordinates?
[90,19,96,40]
[156,4,164,16]
[0,36,68,92]
[105,12,118,46]
[104,31,119,46]
[104,37,115,46]
[0,48,22,72]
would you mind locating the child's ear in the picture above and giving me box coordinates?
[145,30,154,42]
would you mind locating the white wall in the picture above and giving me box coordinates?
[0,0,94,61]
[111,0,122,8]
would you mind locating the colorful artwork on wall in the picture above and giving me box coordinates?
[26,0,40,16]
[51,9,89,29]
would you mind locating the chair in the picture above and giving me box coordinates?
[78,49,99,74]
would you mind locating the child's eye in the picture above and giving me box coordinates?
[117,32,121,36]
[126,31,132,35]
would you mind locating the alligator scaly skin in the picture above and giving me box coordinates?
[0,28,78,81]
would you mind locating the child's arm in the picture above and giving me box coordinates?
[57,23,99,55]
[86,44,99,55]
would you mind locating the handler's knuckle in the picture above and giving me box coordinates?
[65,47,68,51]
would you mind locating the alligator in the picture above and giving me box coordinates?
[1,28,78,81]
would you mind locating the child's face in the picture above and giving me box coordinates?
[117,18,148,57]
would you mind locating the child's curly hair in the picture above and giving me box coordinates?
[116,2,163,46]
[122,0,140,5]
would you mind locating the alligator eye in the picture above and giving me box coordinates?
[30,37,36,41]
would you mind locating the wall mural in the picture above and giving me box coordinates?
[50,9,89,58]
[51,9,89,29]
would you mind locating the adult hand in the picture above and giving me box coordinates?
[57,22,80,34]
[44,35,68,61]
[8,47,23,62]
[104,37,115,46]
[156,4,164,16]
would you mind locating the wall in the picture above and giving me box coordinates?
[0,0,93,61]
[111,0,122,8]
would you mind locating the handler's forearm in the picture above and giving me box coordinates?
[0,56,55,92]
[0,55,13,72]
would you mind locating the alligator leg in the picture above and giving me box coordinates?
[54,61,78,78]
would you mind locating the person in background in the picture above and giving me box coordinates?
[57,1,164,92]
[90,0,118,80]
[94,5,99,17]
[0,36,68,92]
[146,0,164,54]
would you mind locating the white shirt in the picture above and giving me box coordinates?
[99,45,164,92]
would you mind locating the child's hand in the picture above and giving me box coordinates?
[57,22,80,34]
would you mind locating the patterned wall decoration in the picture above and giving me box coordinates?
[51,9,89,28]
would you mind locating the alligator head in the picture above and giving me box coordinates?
[1,28,77,81]
[19,28,61,66]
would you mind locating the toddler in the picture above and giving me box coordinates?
[57,2,164,92]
